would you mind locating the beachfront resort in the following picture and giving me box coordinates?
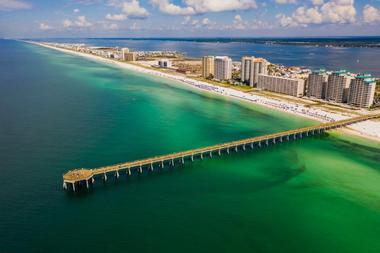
[39,41,379,111]
[31,41,380,142]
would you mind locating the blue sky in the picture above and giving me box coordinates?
[0,0,380,38]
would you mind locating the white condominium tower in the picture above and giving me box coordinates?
[241,56,268,87]
[214,56,232,81]
[306,69,329,99]
[202,56,215,78]
[325,70,353,103]
[257,74,305,97]
[347,74,376,108]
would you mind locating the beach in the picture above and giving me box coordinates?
[30,41,380,142]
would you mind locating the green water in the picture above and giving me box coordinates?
[0,40,379,253]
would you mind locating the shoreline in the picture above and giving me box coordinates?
[27,41,380,143]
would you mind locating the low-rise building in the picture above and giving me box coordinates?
[158,59,172,68]
[257,74,305,97]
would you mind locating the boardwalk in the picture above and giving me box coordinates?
[63,114,380,191]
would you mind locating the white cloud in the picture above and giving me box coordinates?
[73,8,80,13]
[151,0,257,15]
[311,0,324,5]
[232,14,247,29]
[276,13,298,27]
[63,16,92,29]
[106,13,127,21]
[63,19,73,28]
[278,0,356,27]
[151,0,195,15]
[130,22,140,30]
[0,0,31,11]
[320,0,356,24]
[106,0,149,20]
[363,4,380,23]
[39,22,52,30]
[292,6,323,25]
[181,16,215,28]
[104,23,119,30]
[219,15,272,30]
[275,0,297,4]
[121,0,149,18]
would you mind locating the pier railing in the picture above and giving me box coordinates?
[63,114,380,191]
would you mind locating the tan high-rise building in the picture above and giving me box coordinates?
[347,74,376,108]
[202,56,215,78]
[306,69,329,99]
[257,74,305,97]
[325,70,353,103]
[123,52,137,61]
[241,56,268,87]
[214,56,232,81]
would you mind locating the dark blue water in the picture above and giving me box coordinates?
[38,38,380,77]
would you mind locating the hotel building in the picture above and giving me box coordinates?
[257,74,305,97]
[202,56,215,78]
[325,70,353,103]
[241,56,268,87]
[214,56,232,81]
[347,74,376,108]
[306,69,329,99]
[123,52,137,61]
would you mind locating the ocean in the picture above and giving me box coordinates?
[0,39,379,253]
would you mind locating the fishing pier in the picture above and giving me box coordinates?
[63,114,380,191]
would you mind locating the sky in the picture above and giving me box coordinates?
[0,0,380,38]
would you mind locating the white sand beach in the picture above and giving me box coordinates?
[30,41,380,143]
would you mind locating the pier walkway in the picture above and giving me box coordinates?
[63,114,380,191]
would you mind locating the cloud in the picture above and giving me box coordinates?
[311,0,324,5]
[104,23,119,30]
[0,0,31,11]
[39,22,52,30]
[275,0,297,4]
[151,0,257,15]
[232,14,247,29]
[106,0,149,20]
[73,8,80,13]
[363,4,380,23]
[106,13,127,21]
[151,0,195,15]
[130,22,140,30]
[181,16,215,28]
[278,0,356,27]
[63,16,92,28]
[320,0,356,24]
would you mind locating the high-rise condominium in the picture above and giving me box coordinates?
[306,69,329,99]
[257,74,305,97]
[202,56,215,78]
[214,56,232,81]
[325,70,353,103]
[241,56,268,87]
[347,74,376,108]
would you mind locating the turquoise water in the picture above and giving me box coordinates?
[0,40,379,253]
